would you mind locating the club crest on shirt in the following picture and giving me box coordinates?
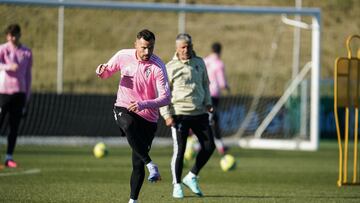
[145,68,151,78]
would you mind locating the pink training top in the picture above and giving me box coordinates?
[0,42,32,101]
[97,49,170,123]
[204,53,228,97]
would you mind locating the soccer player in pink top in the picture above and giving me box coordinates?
[0,24,32,168]
[96,29,170,203]
[204,42,230,155]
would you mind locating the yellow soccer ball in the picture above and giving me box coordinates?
[184,136,199,161]
[184,147,196,161]
[93,142,108,158]
[220,154,236,172]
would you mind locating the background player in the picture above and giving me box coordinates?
[204,42,231,155]
[0,24,32,168]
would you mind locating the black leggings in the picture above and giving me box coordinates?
[171,114,215,184]
[211,97,222,139]
[113,106,157,200]
[0,93,26,156]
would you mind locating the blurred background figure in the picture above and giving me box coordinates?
[0,24,32,168]
[204,42,230,155]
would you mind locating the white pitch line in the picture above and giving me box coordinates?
[0,168,41,177]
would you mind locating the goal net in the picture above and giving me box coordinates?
[182,5,320,151]
[0,1,320,150]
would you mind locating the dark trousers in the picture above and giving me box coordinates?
[113,106,157,200]
[211,97,222,139]
[0,93,26,156]
[171,114,215,184]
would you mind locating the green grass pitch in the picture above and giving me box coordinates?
[0,141,359,202]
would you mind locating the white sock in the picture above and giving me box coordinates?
[128,199,137,203]
[146,161,155,170]
[5,154,13,161]
[214,139,225,151]
[174,183,181,188]
[187,171,196,178]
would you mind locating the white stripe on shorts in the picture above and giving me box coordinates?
[170,126,178,184]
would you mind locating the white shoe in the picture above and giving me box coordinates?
[182,174,203,197]
[173,183,184,198]
[147,164,161,182]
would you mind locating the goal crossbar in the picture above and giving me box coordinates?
[0,0,321,16]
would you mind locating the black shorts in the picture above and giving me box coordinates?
[113,106,157,139]
[0,93,26,117]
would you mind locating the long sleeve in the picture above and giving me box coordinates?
[160,65,173,120]
[161,54,211,117]
[25,51,32,101]
[215,63,228,90]
[99,49,169,123]
[96,51,121,79]
[0,47,11,71]
[0,43,33,96]
[202,60,212,106]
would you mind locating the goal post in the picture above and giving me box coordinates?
[0,0,321,151]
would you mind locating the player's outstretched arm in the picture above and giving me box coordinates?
[96,63,119,79]
[96,51,122,79]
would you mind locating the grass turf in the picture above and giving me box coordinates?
[0,141,359,202]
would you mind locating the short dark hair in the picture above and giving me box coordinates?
[137,29,155,41]
[211,42,222,55]
[5,24,21,36]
